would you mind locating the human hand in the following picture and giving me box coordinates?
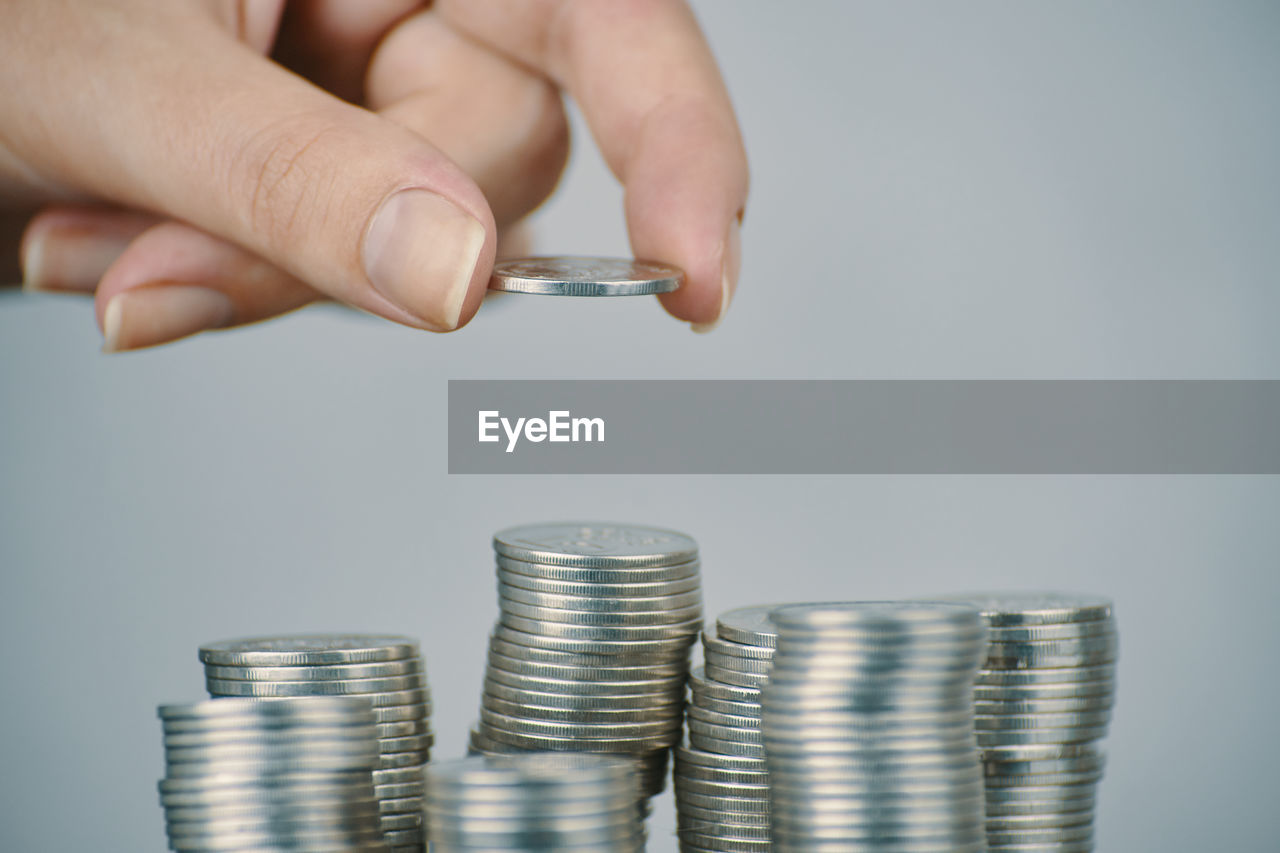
[4,0,748,351]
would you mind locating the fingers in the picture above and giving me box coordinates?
[19,206,157,293]
[367,9,570,228]
[437,0,749,329]
[273,0,422,102]
[8,10,496,332]
[95,222,316,352]
[23,9,570,352]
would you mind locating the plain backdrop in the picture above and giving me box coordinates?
[2,2,1278,850]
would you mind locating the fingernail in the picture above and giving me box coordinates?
[102,285,234,353]
[362,188,486,331]
[22,227,131,293]
[691,218,742,334]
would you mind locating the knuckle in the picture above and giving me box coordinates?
[229,113,344,252]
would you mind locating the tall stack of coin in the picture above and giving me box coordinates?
[762,602,990,852]
[675,604,779,852]
[946,593,1118,853]
[156,696,389,851]
[426,754,646,852]
[199,635,431,851]
[468,522,702,809]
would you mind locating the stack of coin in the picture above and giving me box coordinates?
[946,593,1118,853]
[426,754,645,852]
[675,604,779,852]
[199,635,431,851]
[762,602,990,852]
[156,696,389,851]
[468,522,702,808]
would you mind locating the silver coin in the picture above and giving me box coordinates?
[688,732,765,757]
[159,697,376,722]
[484,664,685,696]
[689,694,762,720]
[976,664,1116,686]
[199,635,420,667]
[203,659,422,682]
[486,648,686,682]
[207,674,427,697]
[479,723,675,754]
[678,823,771,841]
[499,598,703,627]
[986,633,1118,657]
[702,632,775,662]
[493,522,698,568]
[688,705,762,730]
[499,612,702,641]
[482,680,683,711]
[486,638,686,677]
[163,727,380,748]
[496,554,701,584]
[704,662,770,689]
[984,811,1095,831]
[974,680,1115,701]
[690,667,761,701]
[942,592,1113,627]
[489,256,683,296]
[673,777,770,797]
[688,718,763,744]
[715,605,784,649]
[981,743,1102,762]
[676,744,769,772]
[976,696,1114,715]
[479,707,680,740]
[497,566,702,597]
[678,804,770,826]
[425,752,639,789]
[984,799,1095,817]
[680,824,768,845]
[772,601,983,631]
[975,711,1111,730]
[491,623,695,657]
[499,583,704,613]
[985,620,1116,642]
[975,727,1109,747]
[481,694,683,725]
[703,648,774,674]
[374,784,424,801]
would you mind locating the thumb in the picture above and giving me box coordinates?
[31,22,495,332]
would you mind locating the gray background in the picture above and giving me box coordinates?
[2,1,1278,849]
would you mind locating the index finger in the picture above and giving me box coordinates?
[438,0,748,329]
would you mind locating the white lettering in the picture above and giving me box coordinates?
[573,416,605,443]
[478,411,500,443]
[502,416,525,453]
[482,410,605,453]
[549,410,571,442]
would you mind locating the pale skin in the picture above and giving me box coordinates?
[2,0,748,351]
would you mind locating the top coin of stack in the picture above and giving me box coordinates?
[199,634,432,852]
[489,256,684,296]
[675,604,779,853]
[469,522,702,804]
[762,602,990,853]
[426,753,646,852]
[156,696,389,852]
[944,592,1118,853]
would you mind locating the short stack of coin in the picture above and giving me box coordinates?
[426,754,645,852]
[468,523,703,809]
[675,604,779,852]
[947,593,1118,853]
[762,602,990,853]
[156,696,389,851]
[199,635,431,851]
